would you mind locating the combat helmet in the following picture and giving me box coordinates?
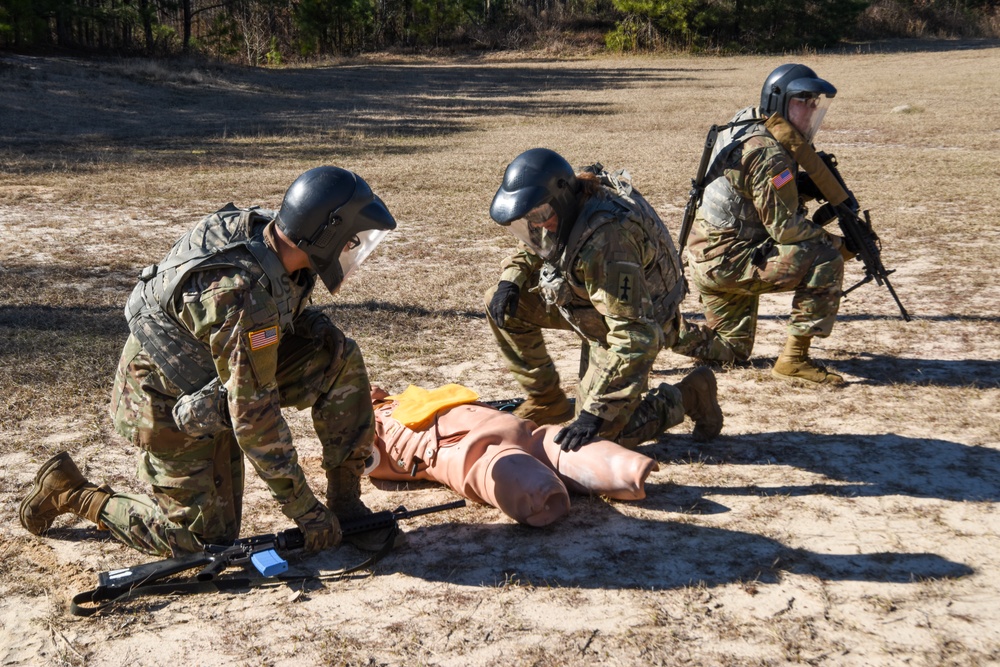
[490,148,581,259]
[276,166,396,294]
[760,64,838,142]
[760,64,837,118]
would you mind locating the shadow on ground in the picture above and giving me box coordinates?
[0,56,706,169]
[648,431,1000,503]
[378,514,973,590]
[49,510,972,608]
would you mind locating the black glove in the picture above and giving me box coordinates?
[294,501,342,552]
[488,281,520,329]
[295,309,344,357]
[554,411,603,452]
[812,202,837,227]
[796,171,823,201]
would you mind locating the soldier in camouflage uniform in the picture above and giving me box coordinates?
[485,148,723,451]
[673,64,852,385]
[20,166,396,556]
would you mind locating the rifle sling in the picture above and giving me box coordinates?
[763,114,850,206]
[70,531,396,617]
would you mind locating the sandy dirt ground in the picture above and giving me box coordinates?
[1,42,999,666]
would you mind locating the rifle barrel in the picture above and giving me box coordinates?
[394,499,467,520]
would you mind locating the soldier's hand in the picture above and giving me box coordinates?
[294,502,342,552]
[812,203,837,226]
[829,234,856,261]
[488,281,520,329]
[296,309,344,357]
[554,411,603,452]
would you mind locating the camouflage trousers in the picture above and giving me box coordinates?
[484,283,685,448]
[105,332,374,556]
[673,239,843,363]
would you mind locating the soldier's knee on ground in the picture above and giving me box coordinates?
[512,387,574,426]
[326,466,399,551]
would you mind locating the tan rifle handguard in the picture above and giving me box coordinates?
[764,114,850,207]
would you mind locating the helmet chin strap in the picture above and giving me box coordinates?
[270,223,314,274]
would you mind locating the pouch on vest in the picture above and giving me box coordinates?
[171,378,232,437]
[536,263,574,308]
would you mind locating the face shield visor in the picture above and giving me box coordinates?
[306,193,396,295]
[786,94,832,142]
[339,228,389,281]
[507,202,559,259]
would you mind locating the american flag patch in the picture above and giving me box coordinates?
[248,326,279,351]
[771,168,794,190]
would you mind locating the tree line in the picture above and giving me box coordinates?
[1,0,997,63]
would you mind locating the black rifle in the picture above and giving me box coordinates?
[70,499,466,617]
[818,152,911,322]
[481,397,525,412]
[677,125,720,255]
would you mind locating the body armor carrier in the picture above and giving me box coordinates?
[537,169,685,341]
[124,204,313,395]
[700,106,774,243]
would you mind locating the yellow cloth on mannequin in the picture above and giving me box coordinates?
[385,384,481,430]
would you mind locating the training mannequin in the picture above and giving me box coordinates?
[366,385,659,526]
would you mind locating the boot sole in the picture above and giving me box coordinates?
[770,367,844,386]
[18,451,72,535]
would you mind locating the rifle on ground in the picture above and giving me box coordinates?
[816,152,911,322]
[481,397,525,412]
[70,499,466,617]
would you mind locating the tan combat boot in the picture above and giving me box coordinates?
[19,452,112,535]
[327,467,399,552]
[771,335,844,386]
[678,367,724,443]
[512,386,574,426]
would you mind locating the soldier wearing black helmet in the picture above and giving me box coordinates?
[486,148,723,452]
[674,63,851,385]
[20,167,396,556]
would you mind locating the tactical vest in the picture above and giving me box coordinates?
[124,204,313,395]
[700,106,775,243]
[537,169,685,340]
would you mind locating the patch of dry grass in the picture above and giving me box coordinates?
[2,46,1000,666]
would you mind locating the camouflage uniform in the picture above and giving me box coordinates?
[105,205,374,556]
[673,107,845,363]
[485,172,687,448]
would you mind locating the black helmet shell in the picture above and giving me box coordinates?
[760,63,837,118]
[490,148,579,230]
[276,166,395,294]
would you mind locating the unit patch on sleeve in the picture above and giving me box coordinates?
[771,168,794,190]
[248,325,279,351]
[617,271,634,305]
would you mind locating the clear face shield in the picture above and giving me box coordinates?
[787,94,832,142]
[339,228,389,281]
[507,202,559,259]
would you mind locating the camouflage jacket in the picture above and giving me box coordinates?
[499,177,684,422]
[119,205,324,520]
[688,106,831,268]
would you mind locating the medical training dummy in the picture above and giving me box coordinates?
[365,384,659,526]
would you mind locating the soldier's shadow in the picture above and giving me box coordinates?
[647,431,1000,503]
[379,513,972,590]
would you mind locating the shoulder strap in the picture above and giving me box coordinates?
[702,116,768,185]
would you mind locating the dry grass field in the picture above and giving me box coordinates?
[2,41,999,666]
